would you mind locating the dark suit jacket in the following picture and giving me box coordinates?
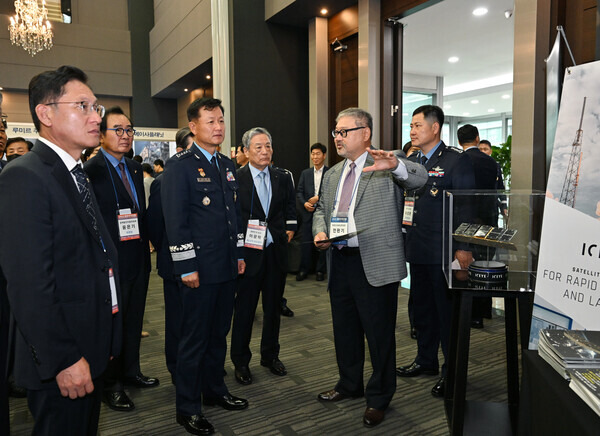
[296,166,329,223]
[238,165,297,276]
[84,152,151,282]
[147,173,174,280]
[0,141,121,390]
[465,147,499,225]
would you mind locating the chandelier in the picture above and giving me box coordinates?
[8,0,53,57]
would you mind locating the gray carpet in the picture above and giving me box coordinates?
[9,260,513,435]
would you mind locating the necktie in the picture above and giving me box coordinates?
[71,165,99,235]
[118,162,137,209]
[338,162,356,213]
[421,155,428,166]
[257,171,269,215]
[211,156,221,186]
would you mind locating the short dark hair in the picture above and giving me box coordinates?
[142,163,153,175]
[413,105,444,128]
[133,155,143,163]
[479,139,492,147]
[402,141,413,154]
[310,142,327,154]
[100,106,132,134]
[153,159,164,168]
[176,126,194,149]
[6,137,30,150]
[457,124,479,145]
[28,65,89,131]
[187,98,225,121]
[237,144,246,153]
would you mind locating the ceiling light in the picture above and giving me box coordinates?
[504,9,513,19]
[448,56,459,63]
[462,112,470,116]
[0,87,3,91]
[502,94,510,99]
[184,88,188,92]
[444,73,513,96]
[320,8,328,15]
[471,99,479,104]
[402,113,408,116]
[9,0,53,56]
[444,104,451,109]
[206,75,211,80]
[488,108,495,113]
[473,8,488,16]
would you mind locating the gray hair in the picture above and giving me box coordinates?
[336,107,373,139]
[242,127,272,149]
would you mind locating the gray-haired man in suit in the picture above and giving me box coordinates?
[313,107,427,428]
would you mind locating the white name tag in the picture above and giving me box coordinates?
[330,216,348,246]
[402,197,415,226]
[244,219,267,250]
[109,267,119,314]
[117,209,140,241]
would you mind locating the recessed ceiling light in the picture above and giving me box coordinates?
[184,88,188,92]
[502,94,510,99]
[320,8,328,15]
[448,56,459,63]
[473,8,488,16]
[444,104,452,109]
[0,87,3,90]
[206,75,211,80]
[471,99,479,104]
[463,112,470,116]
[488,108,496,113]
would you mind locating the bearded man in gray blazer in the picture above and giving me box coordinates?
[313,107,427,428]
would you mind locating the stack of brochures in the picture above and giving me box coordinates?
[567,367,600,417]
[538,329,600,380]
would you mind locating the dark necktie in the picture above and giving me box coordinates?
[338,162,356,213]
[118,162,137,209]
[421,155,428,166]
[211,156,222,186]
[71,165,99,235]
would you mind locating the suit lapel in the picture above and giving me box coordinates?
[425,142,446,171]
[267,167,279,220]
[126,159,144,211]
[355,156,373,209]
[241,166,266,219]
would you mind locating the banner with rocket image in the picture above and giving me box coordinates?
[530,61,600,349]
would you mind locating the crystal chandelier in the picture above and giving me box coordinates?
[8,0,53,57]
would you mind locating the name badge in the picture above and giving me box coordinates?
[330,216,348,246]
[117,208,141,241]
[109,267,119,314]
[244,219,267,250]
[403,197,415,226]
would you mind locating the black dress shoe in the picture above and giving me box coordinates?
[103,391,135,412]
[396,361,439,377]
[471,319,484,329]
[431,377,445,398]
[203,393,248,410]
[260,358,287,376]
[296,271,308,281]
[317,389,348,402]
[281,304,294,317]
[176,413,215,435]
[410,327,418,340]
[316,271,325,281]
[124,374,159,388]
[234,366,252,385]
[363,407,385,427]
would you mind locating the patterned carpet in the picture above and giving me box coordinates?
[9,259,513,435]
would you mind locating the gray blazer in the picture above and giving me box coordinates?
[313,150,427,287]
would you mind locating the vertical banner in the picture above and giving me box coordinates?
[530,61,600,349]
[545,32,561,179]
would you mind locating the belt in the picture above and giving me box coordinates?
[337,246,360,256]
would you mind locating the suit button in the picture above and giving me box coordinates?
[105,298,110,304]
[228,221,231,225]
[226,206,229,210]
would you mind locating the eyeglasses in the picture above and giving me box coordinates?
[106,127,136,137]
[331,126,366,138]
[45,101,106,118]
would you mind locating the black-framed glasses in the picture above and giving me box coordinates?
[331,126,366,138]
[106,127,136,137]
[45,101,105,117]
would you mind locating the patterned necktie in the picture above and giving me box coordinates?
[257,171,269,215]
[118,162,137,209]
[338,162,356,213]
[71,165,99,235]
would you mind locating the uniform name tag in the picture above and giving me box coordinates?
[244,219,267,250]
[109,267,119,314]
[330,216,348,246]
[117,208,140,241]
[403,197,415,226]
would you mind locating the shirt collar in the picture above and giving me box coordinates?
[37,137,82,171]
[100,148,126,168]
[249,163,269,179]
[196,143,217,162]
[423,141,442,161]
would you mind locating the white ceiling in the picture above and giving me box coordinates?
[401,0,515,118]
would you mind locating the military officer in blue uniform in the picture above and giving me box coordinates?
[161,98,247,436]
[396,105,476,399]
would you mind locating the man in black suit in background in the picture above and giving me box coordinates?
[85,106,158,412]
[231,127,297,386]
[457,125,500,328]
[0,65,121,435]
[296,143,329,282]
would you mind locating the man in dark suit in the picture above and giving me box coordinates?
[0,118,6,171]
[458,125,500,328]
[296,142,329,282]
[162,98,248,435]
[0,65,121,435]
[84,106,158,412]
[396,105,476,399]
[230,127,297,386]
[313,108,427,428]
[479,139,509,217]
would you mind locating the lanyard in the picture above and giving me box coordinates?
[332,160,361,215]
[249,171,272,219]
[102,154,137,211]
